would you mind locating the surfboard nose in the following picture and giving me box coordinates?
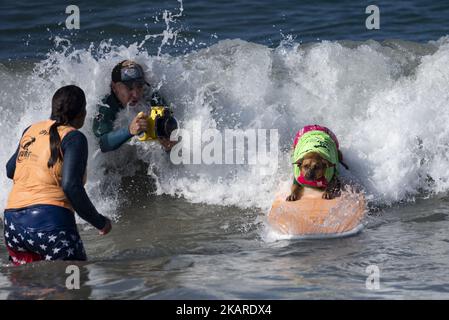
[267,191,366,237]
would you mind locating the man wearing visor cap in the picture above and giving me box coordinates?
[93,60,174,152]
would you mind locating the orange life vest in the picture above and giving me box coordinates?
[6,120,77,211]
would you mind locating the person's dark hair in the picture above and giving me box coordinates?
[48,85,86,168]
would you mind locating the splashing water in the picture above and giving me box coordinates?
[2,25,449,222]
[139,0,184,56]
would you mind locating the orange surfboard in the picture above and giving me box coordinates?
[268,188,366,238]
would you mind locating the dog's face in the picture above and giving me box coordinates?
[296,152,331,181]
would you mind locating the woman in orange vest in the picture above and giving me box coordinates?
[3,85,112,266]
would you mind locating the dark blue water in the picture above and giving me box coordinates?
[1,0,449,61]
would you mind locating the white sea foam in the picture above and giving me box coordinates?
[1,36,449,221]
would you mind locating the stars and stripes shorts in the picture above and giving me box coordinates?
[3,206,87,266]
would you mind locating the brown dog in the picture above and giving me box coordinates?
[286,151,344,201]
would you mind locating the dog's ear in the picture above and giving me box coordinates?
[321,158,333,168]
[337,149,350,170]
[338,150,343,162]
[293,159,303,167]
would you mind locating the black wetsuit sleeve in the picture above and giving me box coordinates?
[6,126,30,179]
[98,127,133,152]
[6,145,19,179]
[61,131,107,230]
[92,104,133,152]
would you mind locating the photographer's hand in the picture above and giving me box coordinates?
[129,113,147,135]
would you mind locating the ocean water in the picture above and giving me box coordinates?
[1,0,449,299]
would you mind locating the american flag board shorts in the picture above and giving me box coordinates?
[3,206,87,266]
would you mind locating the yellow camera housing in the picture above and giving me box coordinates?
[137,106,172,141]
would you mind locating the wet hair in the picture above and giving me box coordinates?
[47,85,86,168]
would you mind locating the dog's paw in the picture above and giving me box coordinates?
[286,193,300,201]
[322,189,341,200]
[322,191,334,200]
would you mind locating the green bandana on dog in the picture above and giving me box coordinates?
[292,130,339,186]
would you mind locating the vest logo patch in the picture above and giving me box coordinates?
[17,135,36,163]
